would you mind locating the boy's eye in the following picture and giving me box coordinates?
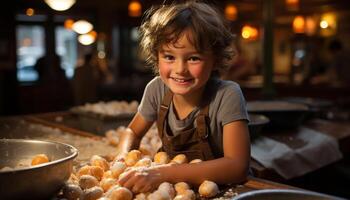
[163,55,174,60]
[188,56,201,62]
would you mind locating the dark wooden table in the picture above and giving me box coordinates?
[1,114,300,200]
[3,113,350,199]
[8,111,350,181]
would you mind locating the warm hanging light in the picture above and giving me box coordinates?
[128,0,142,17]
[26,8,35,16]
[72,20,93,34]
[225,3,238,21]
[44,0,76,11]
[293,15,305,33]
[64,19,74,30]
[320,20,329,29]
[89,30,98,39]
[320,13,336,29]
[78,31,97,46]
[305,17,316,36]
[319,13,337,36]
[241,25,258,40]
[286,0,299,11]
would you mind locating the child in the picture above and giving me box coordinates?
[117,0,250,193]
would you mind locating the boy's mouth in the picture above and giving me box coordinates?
[171,77,193,83]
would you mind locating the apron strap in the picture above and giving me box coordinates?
[196,105,215,160]
[196,105,209,139]
[157,89,173,139]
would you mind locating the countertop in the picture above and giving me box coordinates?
[1,112,349,199]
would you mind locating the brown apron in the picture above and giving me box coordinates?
[156,90,215,161]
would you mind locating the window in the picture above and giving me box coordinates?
[16,25,45,82]
[55,26,77,79]
[16,25,78,82]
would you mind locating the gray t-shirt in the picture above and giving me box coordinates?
[138,76,249,157]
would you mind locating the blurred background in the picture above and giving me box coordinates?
[1,0,350,115]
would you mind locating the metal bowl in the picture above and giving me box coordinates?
[248,114,270,140]
[232,189,345,200]
[0,139,78,200]
[247,100,309,129]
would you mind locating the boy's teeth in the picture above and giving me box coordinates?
[174,78,186,82]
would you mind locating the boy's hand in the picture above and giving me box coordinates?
[118,166,165,193]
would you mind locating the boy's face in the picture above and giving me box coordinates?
[158,29,215,98]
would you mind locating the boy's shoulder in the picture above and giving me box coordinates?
[209,78,242,94]
[146,76,165,89]
[145,76,167,97]
[204,78,244,106]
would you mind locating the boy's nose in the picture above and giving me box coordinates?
[174,60,188,74]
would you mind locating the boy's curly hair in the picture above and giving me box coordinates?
[139,0,235,74]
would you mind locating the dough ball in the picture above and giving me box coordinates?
[189,159,202,164]
[62,183,83,200]
[110,161,127,179]
[173,189,196,200]
[198,180,219,198]
[134,193,148,200]
[171,154,188,164]
[174,182,191,195]
[146,190,170,200]
[79,175,99,190]
[80,186,103,200]
[154,152,169,165]
[77,165,104,181]
[107,186,133,200]
[90,155,110,171]
[31,154,49,166]
[158,182,175,199]
[78,165,91,177]
[100,178,117,192]
[125,150,142,166]
[103,170,113,179]
[134,157,152,167]
[89,166,104,181]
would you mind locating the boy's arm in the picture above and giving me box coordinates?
[117,112,154,157]
[159,120,250,185]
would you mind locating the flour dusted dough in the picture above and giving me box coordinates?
[107,186,133,200]
[79,175,99,190]
[90,155,110,171]
[31,154,49,166]
[154,152,170,165]
[198,180,219,198]
[125,150,142,166]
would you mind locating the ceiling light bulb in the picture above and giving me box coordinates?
[78,34,95,45]
[44,0,76,11]
[128,0,142,17]
[72,20,93,34]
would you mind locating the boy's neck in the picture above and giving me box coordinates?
[172,87,205,120]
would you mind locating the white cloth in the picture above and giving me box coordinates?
[251,127,343,179]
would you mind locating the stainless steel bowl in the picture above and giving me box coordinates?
[0,139,78,200]
[232,189,345,200]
